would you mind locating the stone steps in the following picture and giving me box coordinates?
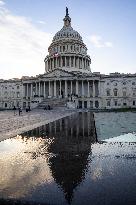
[37,98,68,109]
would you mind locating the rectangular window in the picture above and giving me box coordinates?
[114,101,117,106]
[107,101,110,106]
[107,90,110,96]
[114,91,117,96]
[133,101,135,106]
[123,91,126,97]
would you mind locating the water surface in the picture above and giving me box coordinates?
[0,112,136,205]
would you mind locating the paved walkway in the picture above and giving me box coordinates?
[0,108,76,142]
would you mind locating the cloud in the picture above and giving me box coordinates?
[0,4,53,79]
[0,0,5,6]
[105,41,113,47]
[88,35,113,48]
[37,20,46,25]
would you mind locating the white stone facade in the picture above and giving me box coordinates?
[0,9,136,110]
[0,79,23,109]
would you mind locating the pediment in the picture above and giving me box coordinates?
[41,69,75,78]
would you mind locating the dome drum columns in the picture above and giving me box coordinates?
[45,55,91,71]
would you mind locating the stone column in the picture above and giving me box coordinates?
[87,81,90,97]
[51,59,53,70]
[82,58,83,69]
[74,56,75,67]
[76,80,79,95]
[70,80,73,94]
[39,82,40,97]
[27,83,29,97]
[49,81,51,97]
[64,80,68,97]
[47,59,48,71]
[59,80,61,97]
[43,81,46,98]
[23,84,25,97]
[77,57,79,69]
[50,59,51,70]
[93,80,95,97]
[54,80,56,97]
[69,56,71,67]
[45,61,46,72]
[85,59,86,69]
[82,80,84,96]
[61,56,63,67]
[31,83,33,97]
[36,82,38,95]
[55,57,57,68]
[49,59,50,71]
[65,56,67,67]
[52,58,55,70]
[98,80,100,96]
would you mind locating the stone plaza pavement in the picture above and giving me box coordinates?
[0,108,76,142]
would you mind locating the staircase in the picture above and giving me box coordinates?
[37,98,68,109]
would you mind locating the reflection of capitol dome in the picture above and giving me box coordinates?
[44,8,91,73]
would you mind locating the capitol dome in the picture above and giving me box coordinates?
[53,23,83,43]
[44,8,91,73]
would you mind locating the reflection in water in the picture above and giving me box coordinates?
[0,112,135,205]
[22,112,95,204]
[0,112,96,204]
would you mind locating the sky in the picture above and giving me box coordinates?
[0,0,136,79]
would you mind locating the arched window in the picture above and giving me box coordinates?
[122,88,127,97]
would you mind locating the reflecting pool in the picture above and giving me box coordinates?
[0,112,136,205]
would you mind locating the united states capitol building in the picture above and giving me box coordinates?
[0,9,136,110]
